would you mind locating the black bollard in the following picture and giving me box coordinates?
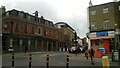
[66,55,69,68]
[12,53,14,67]
[46,55,49,68]
[29,54,32,68]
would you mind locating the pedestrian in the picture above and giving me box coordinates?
[89,47,95,65]
[85,49,88,60]
[25,45,28,54]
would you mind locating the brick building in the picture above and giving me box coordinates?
[87,1,120,54]
[55,22,76,51]
[2,8,64,53]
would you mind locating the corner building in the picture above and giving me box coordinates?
[2,9,64,53]
[88,1,120,54]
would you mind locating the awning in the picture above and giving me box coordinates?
[90,36,112,40]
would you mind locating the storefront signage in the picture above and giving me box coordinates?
[89,31,115,38]
[96,32,108,37]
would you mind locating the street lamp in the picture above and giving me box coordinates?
[115,27,120,50]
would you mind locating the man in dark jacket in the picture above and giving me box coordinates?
[89,47,94,65]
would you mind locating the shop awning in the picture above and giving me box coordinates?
[90,36,111,40]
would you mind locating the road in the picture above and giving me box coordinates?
[2,51,120,68]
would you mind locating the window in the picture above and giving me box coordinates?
[6,12,10,16]
[44,30,47,36]
[28,15,31,20]
[18,12,24,18]
[38,27,42,35]
[24,24,28,33]
[45,21,49,25]
[90,10,96,15]
[11,10,17,16]
[91,21,96,30]
[103,8,109,13]
[19,39,23,45]
[15,23,20,32]
[32,26,34,34]
[103,19,109,29]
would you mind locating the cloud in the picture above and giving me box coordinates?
[2,0,114,38]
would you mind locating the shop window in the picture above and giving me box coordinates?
[92,39,103,46]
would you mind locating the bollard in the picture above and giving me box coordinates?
[46,55,49,68]
[66,55,69,68]
[11,53,14,68]
[102,56,109,68]
[29,54,32,68]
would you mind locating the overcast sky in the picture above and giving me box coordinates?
[0,0,115,38]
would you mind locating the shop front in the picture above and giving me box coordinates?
[89,31,115,57]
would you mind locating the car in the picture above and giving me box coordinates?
[68,46,77,53]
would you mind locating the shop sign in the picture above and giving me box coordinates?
[96,32,108,37]
[89,32,96,37]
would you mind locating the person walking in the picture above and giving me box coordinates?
[25,45,28,54]
[89,47,95,65]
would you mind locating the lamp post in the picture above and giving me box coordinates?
[115,28,120,50]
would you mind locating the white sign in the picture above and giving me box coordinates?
[89,32,96,37]
[108,31,115,38]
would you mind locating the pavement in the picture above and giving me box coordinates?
[2,51,120,67]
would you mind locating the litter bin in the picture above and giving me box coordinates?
[113,50,119,61]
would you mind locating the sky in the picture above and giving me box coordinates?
[0,0,115,38]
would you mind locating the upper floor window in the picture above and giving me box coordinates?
[11,10,18,16]
[24,24,28,33]
[103,19,109,29]
[15,23,20,32]
[32,26,34,34]
[27,15,31,20]
[90,10,96,16]
[6,12,10,16]
[38,27,42,35]
[45,21,49,25]
[44,30,47,36]
[91,21,96,30]
[103,8,109,13]
[18,12,24,18]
